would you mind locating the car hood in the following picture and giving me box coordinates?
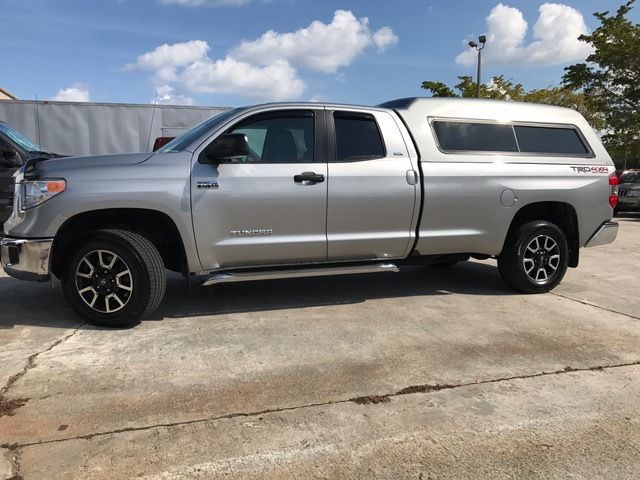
[31,152,154,176]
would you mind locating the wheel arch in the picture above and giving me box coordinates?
[51,208,189,278]
[501,201,580,268]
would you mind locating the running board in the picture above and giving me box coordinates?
[201,263,399,287]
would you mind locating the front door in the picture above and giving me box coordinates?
[191,108,328,270]
[326,109,418,260]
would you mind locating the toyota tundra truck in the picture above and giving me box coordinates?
[1,98,619,327]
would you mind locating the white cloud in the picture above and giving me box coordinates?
[456,3,592,67]
[51,84,90,102]
[373,26,399,52]
[154,85,195,105]
[181,58,305,100]
[231,10,397,73]
[160,0,248,6]
[128,10,397,101]
[132,40,209,70]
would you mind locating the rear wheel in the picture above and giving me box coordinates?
[62,229,166,327]
[498,221,568,294]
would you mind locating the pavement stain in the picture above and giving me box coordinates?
[4,358,639,453]
[0,325,83,420]
[0,397,29,417]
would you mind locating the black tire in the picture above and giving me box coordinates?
[62,229,166,328]
[498,221,569,294]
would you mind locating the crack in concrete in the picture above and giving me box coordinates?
[2,444,23,480]
[550,292,640,322]
[3,359,639,451]
[0,324,84,417]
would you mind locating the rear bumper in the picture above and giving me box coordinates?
[584,221,618,248]
[0,237,53,282]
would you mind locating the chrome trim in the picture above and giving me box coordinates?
[201,262,399,286]
[1,237,53,282]
[585,222,618,248]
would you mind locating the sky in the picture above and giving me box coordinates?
[1,0,638,108]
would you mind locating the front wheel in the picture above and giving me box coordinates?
[62,229,166,328]
[498,221,569,294]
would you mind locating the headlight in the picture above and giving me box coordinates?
[20,179,66,210]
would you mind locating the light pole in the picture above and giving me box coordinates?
[468,35,487,98]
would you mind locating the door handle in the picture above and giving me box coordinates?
[294,171,325,184]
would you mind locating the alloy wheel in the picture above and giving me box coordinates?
[75,249,133,313]
[522,234,561,284]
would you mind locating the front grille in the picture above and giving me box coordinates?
[619,190,628,197]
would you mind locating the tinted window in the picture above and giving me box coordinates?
[334,112,385,161]
[514,126,589,155]
[160,108,242,153]
[432,121,518,153]
[227,111,315,163]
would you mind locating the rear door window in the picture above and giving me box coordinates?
[333,112,385,161]
[514,126,589,156]
[432,121,518,153]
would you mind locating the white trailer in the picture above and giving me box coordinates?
[0,100,227,156]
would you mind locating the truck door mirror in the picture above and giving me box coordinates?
[0,146,21,167]
[200,134,249,164]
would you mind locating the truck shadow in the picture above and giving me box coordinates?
[152,262,516,320]
[0,261,516,329]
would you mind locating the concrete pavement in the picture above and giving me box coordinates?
[1,215,639,479]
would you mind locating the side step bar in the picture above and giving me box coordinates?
[201,263,399,287]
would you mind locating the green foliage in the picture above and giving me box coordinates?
[421,75,604,130]
[563,0,640,168]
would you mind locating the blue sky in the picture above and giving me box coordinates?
[1,0,637,107]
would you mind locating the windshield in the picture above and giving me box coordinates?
[158,108,244,153]
[620,172,640,184]
[0,122,44,153]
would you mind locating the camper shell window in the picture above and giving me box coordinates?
[431,119,592,157]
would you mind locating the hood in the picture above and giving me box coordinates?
[29,152,154,177]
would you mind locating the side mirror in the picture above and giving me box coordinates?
[200,133,249,164]
[0,147,21,167]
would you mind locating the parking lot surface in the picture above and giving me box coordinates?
[1,215,639,479]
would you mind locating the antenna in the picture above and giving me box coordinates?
[147,93,158,152]
[34,94,42,147]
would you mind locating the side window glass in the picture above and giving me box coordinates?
[432,121,518,153]
[227,111,314,163]
[334,112,385,161]
[514,126,589,156]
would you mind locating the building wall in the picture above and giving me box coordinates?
[0,100,227,156]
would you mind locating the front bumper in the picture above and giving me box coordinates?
[0,237,53,282]
[584,221,618,248]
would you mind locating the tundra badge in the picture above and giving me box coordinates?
[197,181,219,189]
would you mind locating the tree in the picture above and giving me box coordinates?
[421,75,604,130]
[563,0,640,168]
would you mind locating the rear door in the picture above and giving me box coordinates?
[326,109,418,260]
[191,108,328,270]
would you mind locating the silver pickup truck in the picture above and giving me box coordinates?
[1,97,619,327]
